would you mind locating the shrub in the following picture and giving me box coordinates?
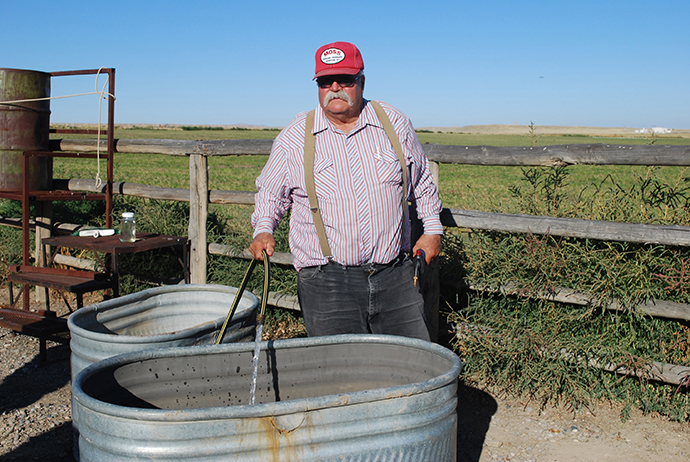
[444,166,690,421]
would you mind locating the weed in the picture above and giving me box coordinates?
[445,167,690,421]
[528,120,543,147]
[509,166,570,216]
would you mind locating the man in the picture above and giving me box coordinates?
[249,41,442,341]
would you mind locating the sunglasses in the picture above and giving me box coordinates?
[316,75,361,88]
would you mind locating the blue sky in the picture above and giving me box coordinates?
[2,0,688,129]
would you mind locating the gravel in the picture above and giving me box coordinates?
[0,327,73,461]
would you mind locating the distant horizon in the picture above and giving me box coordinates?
[49,121,690,133]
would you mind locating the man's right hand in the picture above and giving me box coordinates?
[249,232,275,260]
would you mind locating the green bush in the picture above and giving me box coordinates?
[444,166,690,421]
[0,225,22,282]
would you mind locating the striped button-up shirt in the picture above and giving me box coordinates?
[252,99,443,270]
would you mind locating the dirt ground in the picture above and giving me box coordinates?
[457,384,690,462]
[1,288,689,461]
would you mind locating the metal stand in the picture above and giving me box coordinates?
[0,68,115,362]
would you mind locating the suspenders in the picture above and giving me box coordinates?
[303,100,409,258]
[303,109,332,257]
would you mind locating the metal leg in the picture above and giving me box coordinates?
[111,253,120,297]
[8,284,26,310]
[58,291,74,313]
[22,284,30,311]
[44,287,51,312]
[176,242,191,284]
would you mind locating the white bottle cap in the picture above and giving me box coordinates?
[122,212,135,218]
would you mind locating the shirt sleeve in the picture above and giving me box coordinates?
[251,137,294,237]
[400,117,444,235]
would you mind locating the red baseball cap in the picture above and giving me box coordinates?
[314,41,364,79]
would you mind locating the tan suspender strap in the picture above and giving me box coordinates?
[304,109,333,257]
[370,101,408,216]
[303,102,409,259]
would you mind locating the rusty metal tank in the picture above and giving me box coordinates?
[0,68,53,191]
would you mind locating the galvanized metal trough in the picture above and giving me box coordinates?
[68,284,258,381]
[72,334,461,461]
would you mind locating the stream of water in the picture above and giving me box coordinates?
[248,322,263,405]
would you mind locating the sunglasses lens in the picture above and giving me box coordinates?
[317,76,358,88]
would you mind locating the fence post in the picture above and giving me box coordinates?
[34,201,52,303]
[429,160,440,187]
[189,153,208,284]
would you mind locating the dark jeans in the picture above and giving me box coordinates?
[297,255,431,341]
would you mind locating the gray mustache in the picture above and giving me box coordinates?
[322,90,354,108]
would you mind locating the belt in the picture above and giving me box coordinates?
[318,252,409,273]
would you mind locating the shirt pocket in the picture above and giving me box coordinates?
[374,147,404,186]
[312,157,339,199]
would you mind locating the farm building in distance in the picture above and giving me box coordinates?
[635,127,673,134]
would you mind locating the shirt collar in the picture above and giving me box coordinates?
[312,98,379,135]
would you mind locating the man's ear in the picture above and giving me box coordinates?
[360,75,365,92]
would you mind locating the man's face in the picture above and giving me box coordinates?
[317,74,365,121]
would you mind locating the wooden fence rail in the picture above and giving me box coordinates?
[54,179,256,204]
[441,209,690,247]
[55,138,690,166]
[422,143,690,166]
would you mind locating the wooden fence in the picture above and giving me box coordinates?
[51,139,690,316]
[5,137,690,384]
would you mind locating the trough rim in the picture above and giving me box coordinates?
[72,333,462,421]
[67,283,259,344]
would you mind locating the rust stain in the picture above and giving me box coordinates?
[256,414,309,462]
[269,413,305,434]
[258,416,282,462]
[384,390,415,400]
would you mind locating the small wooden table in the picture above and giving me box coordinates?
[42,233,189,297]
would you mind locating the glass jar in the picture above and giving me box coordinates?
[120,212,136,242]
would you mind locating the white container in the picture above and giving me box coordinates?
[120,212,136,242]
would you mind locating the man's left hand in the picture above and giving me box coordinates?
[412,234,442,265]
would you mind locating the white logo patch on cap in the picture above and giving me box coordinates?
[320,48,345,65]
